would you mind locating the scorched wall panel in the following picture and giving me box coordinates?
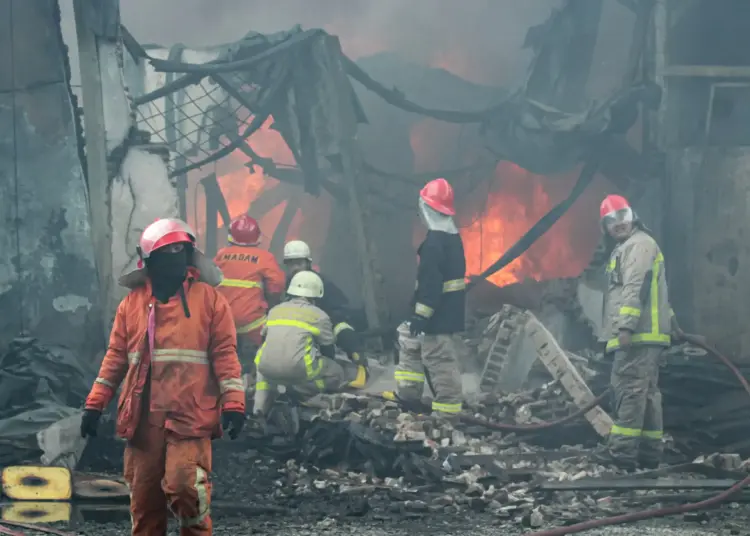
[670,147,750,359]
[0,0,100,353]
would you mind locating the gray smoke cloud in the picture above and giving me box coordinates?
[121,0,563,86]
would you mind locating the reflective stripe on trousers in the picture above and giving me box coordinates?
[431,401,462,413]
[606,252,670,351]
[258,321,325,390]
[394,370,425,383]
[610,425,663,440]
[174,466,210,528]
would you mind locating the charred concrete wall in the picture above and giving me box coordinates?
[110,147,177,306]
[659,0,750,359]
[0,0,100,353]
[667,148,750,358]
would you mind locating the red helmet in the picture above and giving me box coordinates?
[228,214,261,246]
[139,218,195,260]
[600,194,634,226]
[420,178,455,216]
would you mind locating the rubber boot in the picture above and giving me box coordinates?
[348,365,368,389]
[590,446,637,472]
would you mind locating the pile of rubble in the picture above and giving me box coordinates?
[467,289,750,459]
[74,286,750,533]
[198,393,750,532]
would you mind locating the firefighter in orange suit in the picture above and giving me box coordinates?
[214,215,286,372]
[80,218,245,536]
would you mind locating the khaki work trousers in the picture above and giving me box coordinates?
[253,356,359,415]
[607,345,664,465]
[124,421,212,536]
[237,333,260,391]
[395,322,463,414]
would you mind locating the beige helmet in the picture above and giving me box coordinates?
[283,240,312,261]
[287,270,324,298]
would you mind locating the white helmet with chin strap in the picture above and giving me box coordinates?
[283,240,312,261]
[287,270,324,298]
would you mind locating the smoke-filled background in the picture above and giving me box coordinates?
[60,0,636,312]
[121,0,555,84]
[118,0,632,94]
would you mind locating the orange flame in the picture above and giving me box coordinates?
[189,116,332,256]
[460,162,609,286]
[410,125,610,287]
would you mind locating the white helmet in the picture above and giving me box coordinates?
[283,240,312,261]
[287,271,324,298]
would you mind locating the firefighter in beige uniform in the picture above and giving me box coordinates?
[252,271,364,415]
[596,194,681,471]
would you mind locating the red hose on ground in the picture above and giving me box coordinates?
[388,389,612,432]
[526,335,750,536]
[460,389,612,432]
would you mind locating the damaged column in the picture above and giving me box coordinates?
[0,0,101,354]
[322,34,388,331]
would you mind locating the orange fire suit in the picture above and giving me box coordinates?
[214,245,286,355]
[85,271,245,536]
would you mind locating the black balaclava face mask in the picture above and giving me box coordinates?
[145,244,191,303]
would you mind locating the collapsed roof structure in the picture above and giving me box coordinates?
[116,0,659,328]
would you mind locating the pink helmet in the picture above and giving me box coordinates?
[138,218,196,266]
[420,178,455,216]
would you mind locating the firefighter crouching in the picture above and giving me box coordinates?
[214,214,285,382]
[282,240,365,373]
[253,271,365,417]
[593,194,681,472]
[80,218,245,536]
[392,178,466,415]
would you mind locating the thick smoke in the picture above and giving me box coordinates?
[121,0,562,86]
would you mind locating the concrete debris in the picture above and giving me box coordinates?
[71,301,750,534]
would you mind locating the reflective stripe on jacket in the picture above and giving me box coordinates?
[214,245,286,333]
[85,272,245,440]
[412,230,467,334]
[603,229,673,352]
[255,298,334,387]
[285,270,357,349]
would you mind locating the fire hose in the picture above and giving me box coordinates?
[524,334,750,536]
[458,389,611,432]
[387,335,750,533]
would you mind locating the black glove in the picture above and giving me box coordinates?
[222,411,245,440]
[336,328,360,355]
[409,315,428,337]
[80,409,102,438]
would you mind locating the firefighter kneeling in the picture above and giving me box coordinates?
[282,240,364,367]
[253,271,367,417]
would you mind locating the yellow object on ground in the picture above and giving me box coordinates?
[1,502,71,523]
[348,365,368,389]
[1,466,72,501]
[73,477,130,499]
[381,391,395,400]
